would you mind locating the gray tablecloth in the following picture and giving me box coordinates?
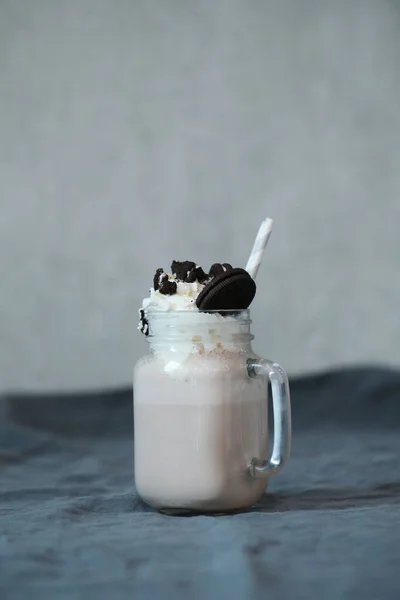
[1,367,400,599]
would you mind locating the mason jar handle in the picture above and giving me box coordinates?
[247,358,291,478]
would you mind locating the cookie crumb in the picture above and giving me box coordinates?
[186,266,208,283]
[209,263,225,278]
[138,308,149,336]
[171,260,196,282]
[159,274,178,295]
[153,268,164,291]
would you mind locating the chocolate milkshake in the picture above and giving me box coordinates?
[134,258,291,513]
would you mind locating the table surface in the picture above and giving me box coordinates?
[1,367,400,600]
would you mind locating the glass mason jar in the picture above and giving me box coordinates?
[133,309,291,514]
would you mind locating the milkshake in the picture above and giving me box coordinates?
[134,257,291,513]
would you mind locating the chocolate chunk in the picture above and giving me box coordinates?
[186,270,197,283]
[153,268,164,291]
[171,260,196,282]
[209,263,225,278]
[159,274,178,295]
[196,268,256,311]
[138,308,149,336]
[197,267,209,283]
[209,263,233,278]
[186,266,208,284]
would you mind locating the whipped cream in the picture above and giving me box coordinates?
[137,262,250,372]
[137,261,239,339]
[142,278,206,312]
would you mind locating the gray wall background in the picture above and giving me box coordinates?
[1,0,399,392]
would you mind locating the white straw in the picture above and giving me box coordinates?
[245,218,274,280]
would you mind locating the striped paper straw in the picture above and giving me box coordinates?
[245,218,274,280]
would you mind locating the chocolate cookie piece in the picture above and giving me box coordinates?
[196,268,256,311]
[159,274,178,295]
[153,268,164,291]
[209,263,225,278]
[209,263,233,278]
[171,260,196,282]
[138,309,149,336]
[186,266,208,284]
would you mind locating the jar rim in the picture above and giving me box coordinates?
[144,308,253,344]
[144,308,251,316]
